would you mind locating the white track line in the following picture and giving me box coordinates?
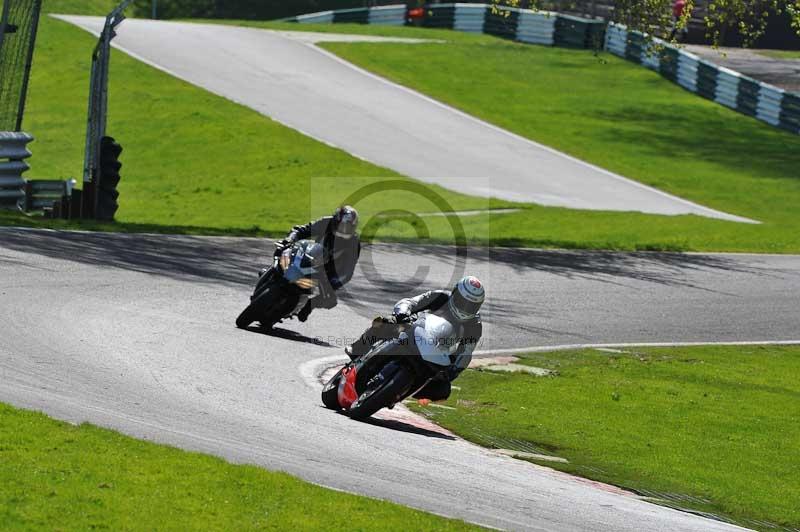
[299,354,349,389]
[474,340,800,356]
[301,340,800,389]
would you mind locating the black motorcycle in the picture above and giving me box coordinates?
[236,240,325,329]
[321,313,456,420]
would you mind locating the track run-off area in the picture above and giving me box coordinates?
[2,228,800,530]
[55,15,757,223]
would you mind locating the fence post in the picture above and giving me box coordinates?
[82,0,132,220]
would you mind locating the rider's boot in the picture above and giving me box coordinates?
[297,300,313,322]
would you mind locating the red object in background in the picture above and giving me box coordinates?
[408,7,425,20]
[673,0,686,18]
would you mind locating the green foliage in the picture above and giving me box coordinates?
[413,345,800,528]
[493,0,800,46]
[0,403,477,530]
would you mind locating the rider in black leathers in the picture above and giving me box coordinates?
[346,276,484,401]
[275,206,360,322]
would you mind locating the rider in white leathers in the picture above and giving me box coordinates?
[346,276,485,401]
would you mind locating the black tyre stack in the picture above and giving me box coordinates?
[97,136,122,221]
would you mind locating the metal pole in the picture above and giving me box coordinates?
[83,47,99,183]
[152,0,157,19]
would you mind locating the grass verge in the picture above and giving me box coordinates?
[41,0,119,14]
[10,17,800,252]
[0,402,477,530]
[411,345,800,528]
[313,28,800,252]
[20,16,510,236]
[756,49,800,60]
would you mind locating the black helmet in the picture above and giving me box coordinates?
[333,205,358,239]
[448,276,485,321]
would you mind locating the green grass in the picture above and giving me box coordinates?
[412,345,800,528]
[314,31,800,251]
[0,402,478,530]
[41,0,119,15]
[757,49,800,59]
[11,17,800,252]
[20,16,511,239]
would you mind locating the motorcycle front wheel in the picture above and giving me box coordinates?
[348,363,413,421]
[236,284,284,329]
[321,367,345,410]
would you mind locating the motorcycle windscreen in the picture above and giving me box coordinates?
[413,314,457,367]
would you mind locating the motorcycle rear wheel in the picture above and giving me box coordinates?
[348,363,412,421]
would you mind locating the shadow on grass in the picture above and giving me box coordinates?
[592,105,800,182]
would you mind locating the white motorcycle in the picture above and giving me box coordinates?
[321,312,459,420]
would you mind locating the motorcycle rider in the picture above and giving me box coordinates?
[345,276,484,401]
[274,205,360,322]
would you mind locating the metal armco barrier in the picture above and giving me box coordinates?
[332,7,369,24]
[554,13,605,48]
[780,93,800,132]
[22,179,70,211]
[453,4,484,33]
[484,6,519,40]
[284,4,598,49]
[605,22,800,135]
[295,10,334,24]
[0,131,32,207]
[516,10,556,45]
[422,3,456,29]
[368,5,406,26]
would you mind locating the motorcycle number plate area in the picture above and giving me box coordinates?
[414,314,457,367]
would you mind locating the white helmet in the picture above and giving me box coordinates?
[448,276,485,321]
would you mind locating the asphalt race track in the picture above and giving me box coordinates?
[3,228,800,530]
[56,15,755,223]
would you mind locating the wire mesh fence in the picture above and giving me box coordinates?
[0,0,42,131]
[83,0,131,186]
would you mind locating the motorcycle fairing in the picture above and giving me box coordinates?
[413,313,458,367]
[337,365,359,409]
[284,242,322,282]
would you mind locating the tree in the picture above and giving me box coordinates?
[493,0,800,47]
